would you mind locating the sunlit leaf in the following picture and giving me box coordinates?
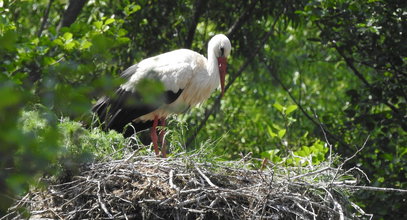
[64,41,76,50]
[117,28,128,37]
[93,21,103,29]
[278,129,286,138]
[80,40,92,50]
[286,105,298,115]
[104,18,115,25]
[124,3,141,16]
[273,102,284,112]
[63,32,73,41]
[267,125,277,138]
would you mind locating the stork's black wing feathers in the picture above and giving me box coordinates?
[92,87,183,137]
[164,89,183,104]
[120,64,138,80]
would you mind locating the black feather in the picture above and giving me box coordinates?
[164,89,183,104]
[92,87,183,137]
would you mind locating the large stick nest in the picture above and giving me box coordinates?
[4,150,369,220]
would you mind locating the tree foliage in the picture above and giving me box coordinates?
[0,0,405,219]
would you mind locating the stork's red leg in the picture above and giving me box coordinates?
[150,115,160,156]
[159,117,166,158]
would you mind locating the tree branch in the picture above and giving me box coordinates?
[226,0,260,38]
[57,0,88,31]
[334,45,399,114]
[184,0,208,49]
[337,185,407,193]
[37,0,54,37]
[334,46,371,88]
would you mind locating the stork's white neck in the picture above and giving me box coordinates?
[207,49,219,76]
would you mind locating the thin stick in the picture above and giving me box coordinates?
[331,135,370,185]
[169,169,180,191]
[196,166,218,188]
[97,181,113,218]
[337,185,407,193]
[178,194,208,207]
[289,167,332,181]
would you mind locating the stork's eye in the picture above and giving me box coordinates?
[220,47,224,57]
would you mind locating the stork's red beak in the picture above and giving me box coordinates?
[217,57,227,97]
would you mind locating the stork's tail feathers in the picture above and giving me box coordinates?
[92,92,155,137]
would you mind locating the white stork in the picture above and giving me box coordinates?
[93,34,231,157]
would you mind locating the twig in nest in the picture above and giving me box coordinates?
[350,202,373,220]
[290,167,333,181]
[169,169,180,191]
[195,166,218,188]
[97,181,113,219]
[331,135,370,185]
[178,194,207,207]
[343,167,371,183]
[338,185,407,193]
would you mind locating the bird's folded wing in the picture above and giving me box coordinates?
[93,61,194,132]
[122,61,193,92]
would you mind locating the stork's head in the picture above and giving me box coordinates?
[208,34,231,97]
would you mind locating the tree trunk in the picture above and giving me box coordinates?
[57,0,88,31]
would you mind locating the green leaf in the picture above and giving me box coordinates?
[117,28,128,37]
[80,40,92,50]
[63,32,73,41]
[104,18,115,25]
[93,21,103,29]
[400,147,407,158]
[286,105,298,115]
[278,129,286,138]
[267,125,277,138]
[124,3,141,16]
[302,146,311,155]
[271,123,282,130]
[102,25,110,32]
[43,57,56,65]
[90,35,114,54]
[295,149,306,157]
[64,41,76,50]
[53,38,64,46]
[261,149,282,163]
[117,37,130,44]
[273,102,284,112]
[135,78,166,105]
[31,38,39,45]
